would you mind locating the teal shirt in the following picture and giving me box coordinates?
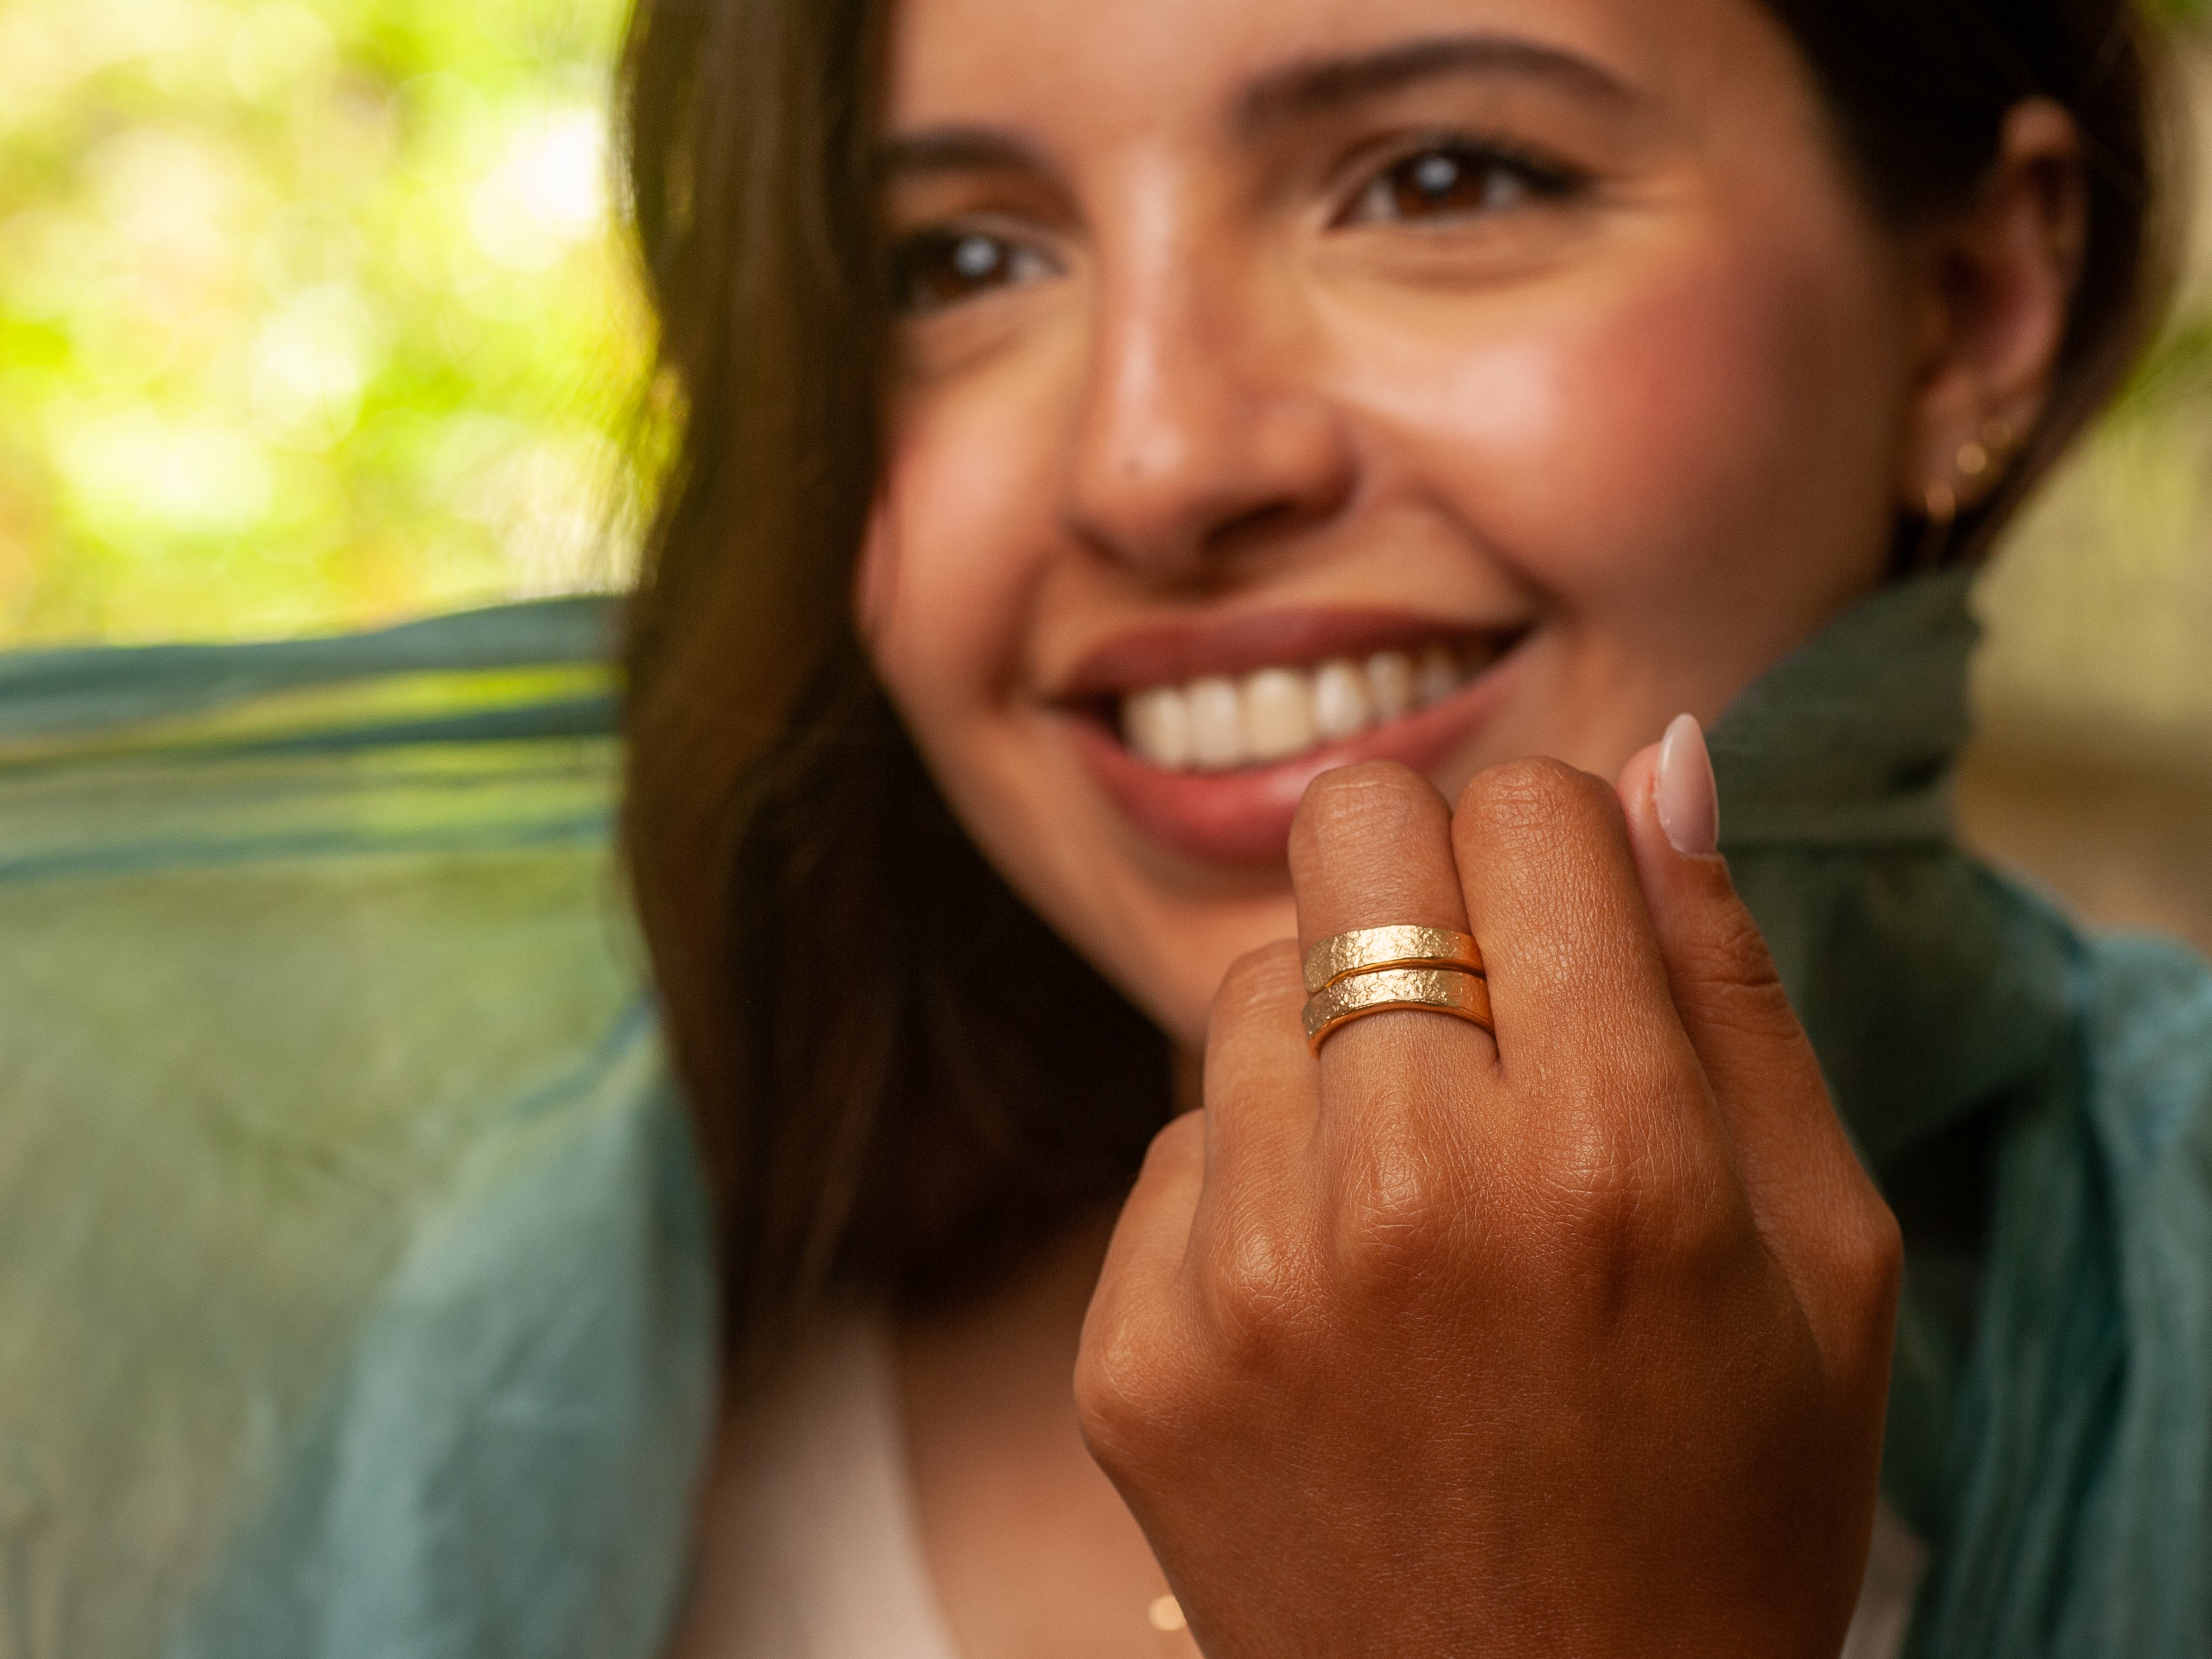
[0,572,2204,1656]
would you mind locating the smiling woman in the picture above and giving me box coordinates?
[610,0,2212,1654]
[0,0,647,642]
[605,0,2212,1654]
[12,0,2212,1655]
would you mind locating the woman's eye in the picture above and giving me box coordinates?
[1344,143,1576,228]
[891,229,1053,317]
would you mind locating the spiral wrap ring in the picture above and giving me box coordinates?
[1300,924,1484,995]
[1299,929,1494,1055]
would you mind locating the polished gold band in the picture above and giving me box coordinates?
[1301,966,1495,1054]
[1302,924,1484,995]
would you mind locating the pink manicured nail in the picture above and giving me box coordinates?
[1655,713,1719,857]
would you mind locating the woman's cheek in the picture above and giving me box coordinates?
[870,368,1062,741]
[1539,245,1893,601]
[869,355,1193,1000]
[1339,234,1891,638]
[1515,275,1795,596]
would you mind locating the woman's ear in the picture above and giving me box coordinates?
[1898,97,2087,521]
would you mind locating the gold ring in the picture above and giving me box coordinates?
[1302,924,1484,995]
[1302,967,1495,1054]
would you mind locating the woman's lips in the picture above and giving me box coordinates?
[1064,625,1527,865]
[1059,606,1493,699]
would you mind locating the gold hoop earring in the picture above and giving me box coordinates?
[1915,416,2021,571]
[1962,415,2025,484]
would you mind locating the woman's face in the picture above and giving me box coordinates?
[865,0,1918,1044]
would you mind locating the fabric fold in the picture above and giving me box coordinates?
[0,570,2204,1657]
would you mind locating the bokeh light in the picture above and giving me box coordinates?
[0,0,650,642]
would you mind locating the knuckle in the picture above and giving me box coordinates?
[1202,1213,1322,1363]
[1676,906,1803,1033]
[1453,755,1616,853]
[1640,1159,1747,1276]
[1329,1122,1466,1298]
[1801,1190,1905,1400]
[1209,941,1304,1032]
[1531,1117,1645,1265]
[1836,1188,1906,1333]
[1073,1304,1195,1473]
[1289,761,1448,877]
[1532,1087,1736,1279]
[1139,1109,1205,1182]
[1684,897,1783,988]
[1689,972,1802,1052]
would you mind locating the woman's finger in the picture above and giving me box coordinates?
[1446,756,1730,1195]
[1616,719,1900,1345]
[1287,761,1498,1155]
[1196,940,1317,1209]
[1082,1109,1204,1358]
[1180,942,1329,1337]
[1449,756,1707,1090]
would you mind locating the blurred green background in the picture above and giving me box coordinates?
[0,0,2208,939]
[0,0,646,644]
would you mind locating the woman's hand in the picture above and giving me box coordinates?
[1076,731,1902,1658]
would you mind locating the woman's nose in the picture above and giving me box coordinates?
[1062,247,1355,582]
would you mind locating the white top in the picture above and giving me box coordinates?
[689,1319,1925,1659]
[683,1320,962,1659]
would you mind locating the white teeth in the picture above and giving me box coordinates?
[1244,668,1314,762]
[1118,642,1485,773]
[1365,651,1414,723]
[1123,685,1193,769]
[1417,644,1460,708]
[1186,676,1247,771]
[1311,659,1371,742]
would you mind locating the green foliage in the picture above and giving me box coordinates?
[0,0,650,642]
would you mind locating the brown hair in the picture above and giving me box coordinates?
[616,0,2181,1379]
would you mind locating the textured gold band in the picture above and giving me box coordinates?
[1301,967,1495,1054]
[1302,924,1484,995]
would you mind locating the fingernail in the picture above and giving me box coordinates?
[1655,713,1719,857]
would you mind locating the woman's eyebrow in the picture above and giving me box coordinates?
[1237,32,1635,132]
[878,126,1054,182]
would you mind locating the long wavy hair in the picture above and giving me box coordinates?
[615,0,2183,1383]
